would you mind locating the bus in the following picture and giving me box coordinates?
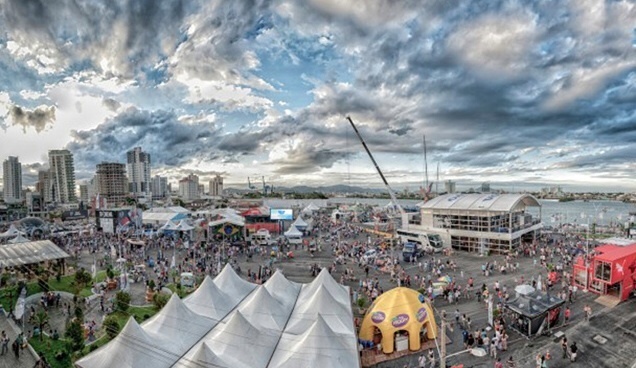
[396,229,444,253]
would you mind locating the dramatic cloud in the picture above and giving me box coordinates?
[0,0,635,191]
[8,104,56,133]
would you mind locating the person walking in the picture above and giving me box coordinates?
[0,331,8,355]
[418,353,426,368]
[569,342,578,362]
[561,336,568,358]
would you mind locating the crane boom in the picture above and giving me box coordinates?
[346,116,406,216]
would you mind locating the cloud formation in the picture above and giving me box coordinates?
[0,0,634,191]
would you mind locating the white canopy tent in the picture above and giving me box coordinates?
[176,220,194,231]
[284,225,303,238]
[292,216,308,230]
[160,220,178,231]
[0,225,25,239]
[183,275,234,320]
[8,234,30,244]
[301,202,320,214]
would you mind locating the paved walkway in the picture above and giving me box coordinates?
[0,316,37,368]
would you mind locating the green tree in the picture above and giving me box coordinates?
[152,293,169,310]
[102,315,120,340]
[33,309,49,341]
[74,268,93,292]
[115,291,131,312]
[65,319,85,352]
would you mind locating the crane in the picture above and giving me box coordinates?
[346,116,406,216]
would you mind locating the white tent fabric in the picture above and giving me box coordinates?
[292,216,308,229]
[160,220,178,231]
[269,315,359,368]
[176,220,194,231]
[514,284,536,296]
[183,276,234,319]
[79,260,359,368]
[213,264,256,303]
[264,270,301,308]
[285,284,353,335]
[142,294,216,356]
[190,310,279,368]
[237,286,290,331]
[301,202,320,214]
[76,318,173,368]
[0,240,70,267]
[8,234,30,244]
[301,268,350,306]
[284,225,303,238]
[0,224,25,238]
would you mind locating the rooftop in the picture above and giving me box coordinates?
[420,193,541,212]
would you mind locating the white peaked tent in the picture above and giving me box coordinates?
[264,270,301,308]
[213,264,256,304]
[0,225,25,238]
[301,202,320,214]
[292,216,308,230]
[183,275,234,319]
[8,234,30,244]
[285,284,353,335]
[175,342,229,368]
[301,268,351,306]
[199,310,279,368]
[160,220,178,231]
[269,315,359,368]
[238,286,288,331]
[76,318,172,368]
[142,294,216,356]
[176,220,194,231]
[284,225,303,238]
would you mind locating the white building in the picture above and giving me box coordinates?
[403,193,542,254]
[79,178,96,205]
[126,147,151,198]
[2,156,22,204]
[209,174,224,196]
[49,150,76,203]
[151,175,168,199]
[178,174,199,201]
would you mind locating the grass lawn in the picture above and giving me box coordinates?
[109,305,158,331]
[30,335,72,368]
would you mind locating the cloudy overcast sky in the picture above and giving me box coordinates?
[0,0,635,192]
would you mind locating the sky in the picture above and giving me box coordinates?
[0,0,635,193]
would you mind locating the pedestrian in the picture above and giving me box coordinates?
[569,342,578,362]
[584,304,592,321]
[418,353,426,368]
[561,336,568,358]
[0,331,7,355]
[564,307,570,325]
[428,348,435,368]
[494,357,503,368]
[12,339,18,359]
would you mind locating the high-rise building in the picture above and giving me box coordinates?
[151,175,168,199]
[35,170,52,202]
[444,180,456,194]
[49,150,76,203]
[2,156,22,203]
[178,174,199,201]
[95,162,128,206]
[209,175,224,197]
[481,182,491,193]
[79,177,96,205]
[126,147,151,198]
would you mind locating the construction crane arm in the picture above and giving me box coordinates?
[346,116,406,216]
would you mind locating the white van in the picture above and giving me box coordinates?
[396,229,443,253]
[251,229,273,246]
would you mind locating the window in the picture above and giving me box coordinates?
[594,261,612,282]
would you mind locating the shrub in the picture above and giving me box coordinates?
[115,291,131,312]
[103,315,120,340]
[153,293,169,309]
[65,319,85,352]
[143,314,150,321]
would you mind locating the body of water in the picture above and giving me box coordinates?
[265,197,635,226]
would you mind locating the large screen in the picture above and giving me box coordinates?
[270,208,293,220]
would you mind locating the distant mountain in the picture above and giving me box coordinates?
[225,184,384,194]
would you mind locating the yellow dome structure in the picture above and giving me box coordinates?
[359,287,438,354]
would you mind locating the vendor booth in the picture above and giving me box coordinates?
[359,287,437,354]
[292,216,308,232]
[572,238,636,302]
[284,225,303,245]
[504,290,565,337]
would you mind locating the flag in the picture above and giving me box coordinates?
[170,252,176,269]
[91,258,97,279]
[110,244,117,258]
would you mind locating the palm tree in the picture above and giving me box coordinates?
[33,310,49,341]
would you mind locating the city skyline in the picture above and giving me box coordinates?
[0,1,635,192]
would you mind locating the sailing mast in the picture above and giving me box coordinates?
[423,135,429,189]
[436,162,440,194]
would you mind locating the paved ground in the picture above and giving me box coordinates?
[0,315,37,368]
[25,222,636,368]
